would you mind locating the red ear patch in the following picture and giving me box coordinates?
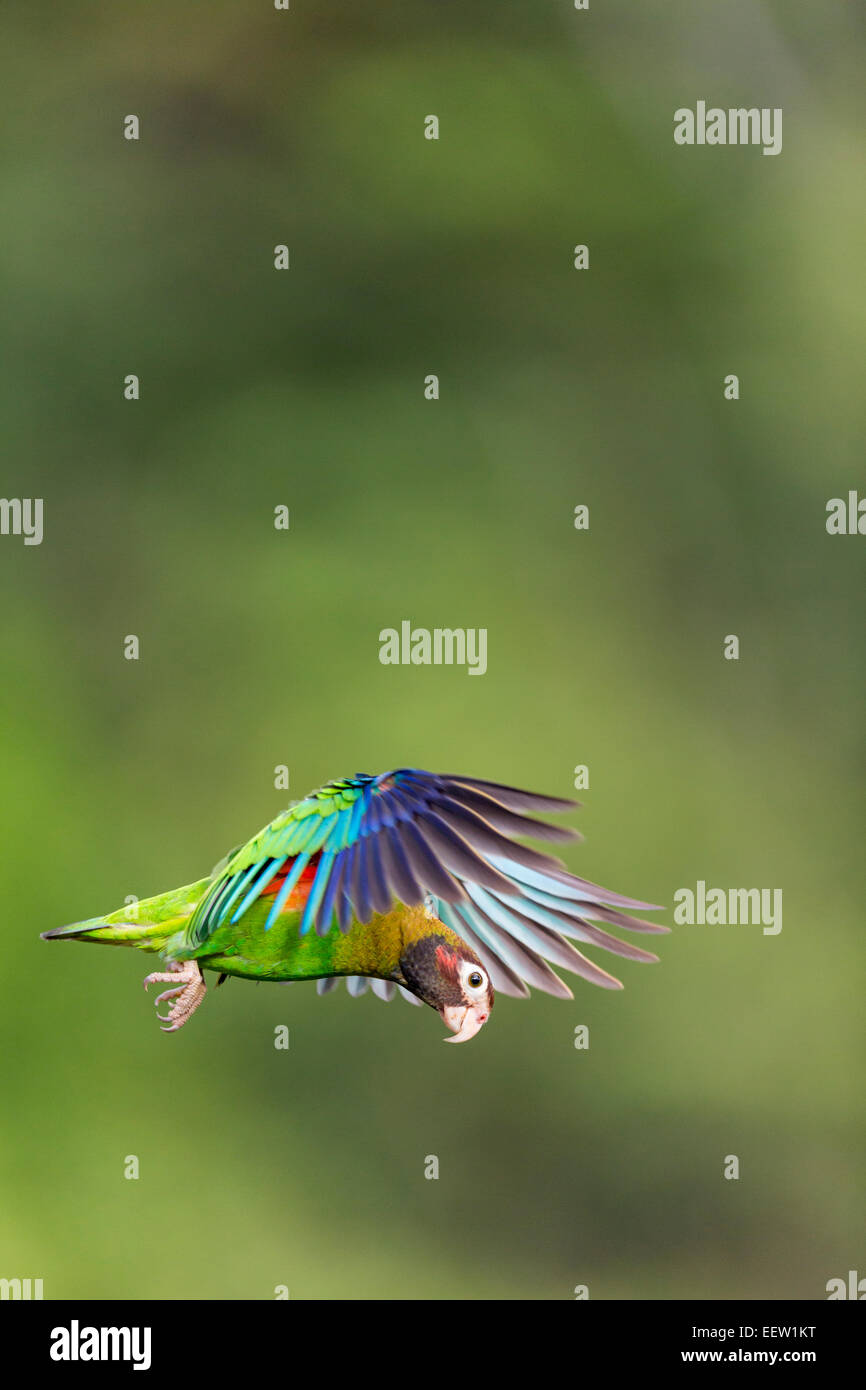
[435,945,461,983]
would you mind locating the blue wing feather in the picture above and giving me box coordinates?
[265,850,312,930]
[300,851,335,935]
[231,857,287,925]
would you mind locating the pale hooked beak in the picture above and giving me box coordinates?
[441,1002,489,1044]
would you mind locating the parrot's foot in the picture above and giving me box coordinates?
[143,961,206,1033]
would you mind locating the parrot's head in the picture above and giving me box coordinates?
[399,931,494,1043]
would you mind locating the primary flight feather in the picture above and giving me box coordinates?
[42,768,667,1041]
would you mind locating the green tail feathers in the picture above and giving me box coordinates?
[42,879,210,953]
[42,918,176,950]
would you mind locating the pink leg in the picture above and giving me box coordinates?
[143,960,206,1032]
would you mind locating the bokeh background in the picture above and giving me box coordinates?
[1,1,864,1300]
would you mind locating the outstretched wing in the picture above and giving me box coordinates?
[189,769,666,998]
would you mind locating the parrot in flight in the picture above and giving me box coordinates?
[42,768,666,1042]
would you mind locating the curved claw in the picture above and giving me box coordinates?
[142,962,206,1033]
[154,986,185,1007]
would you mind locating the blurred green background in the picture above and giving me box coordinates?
[1,1,864,1300]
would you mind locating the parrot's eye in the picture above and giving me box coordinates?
[458,960,488,995]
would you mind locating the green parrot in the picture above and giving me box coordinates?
[42,768,666,1042]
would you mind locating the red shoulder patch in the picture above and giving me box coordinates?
[260,853,320,909]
